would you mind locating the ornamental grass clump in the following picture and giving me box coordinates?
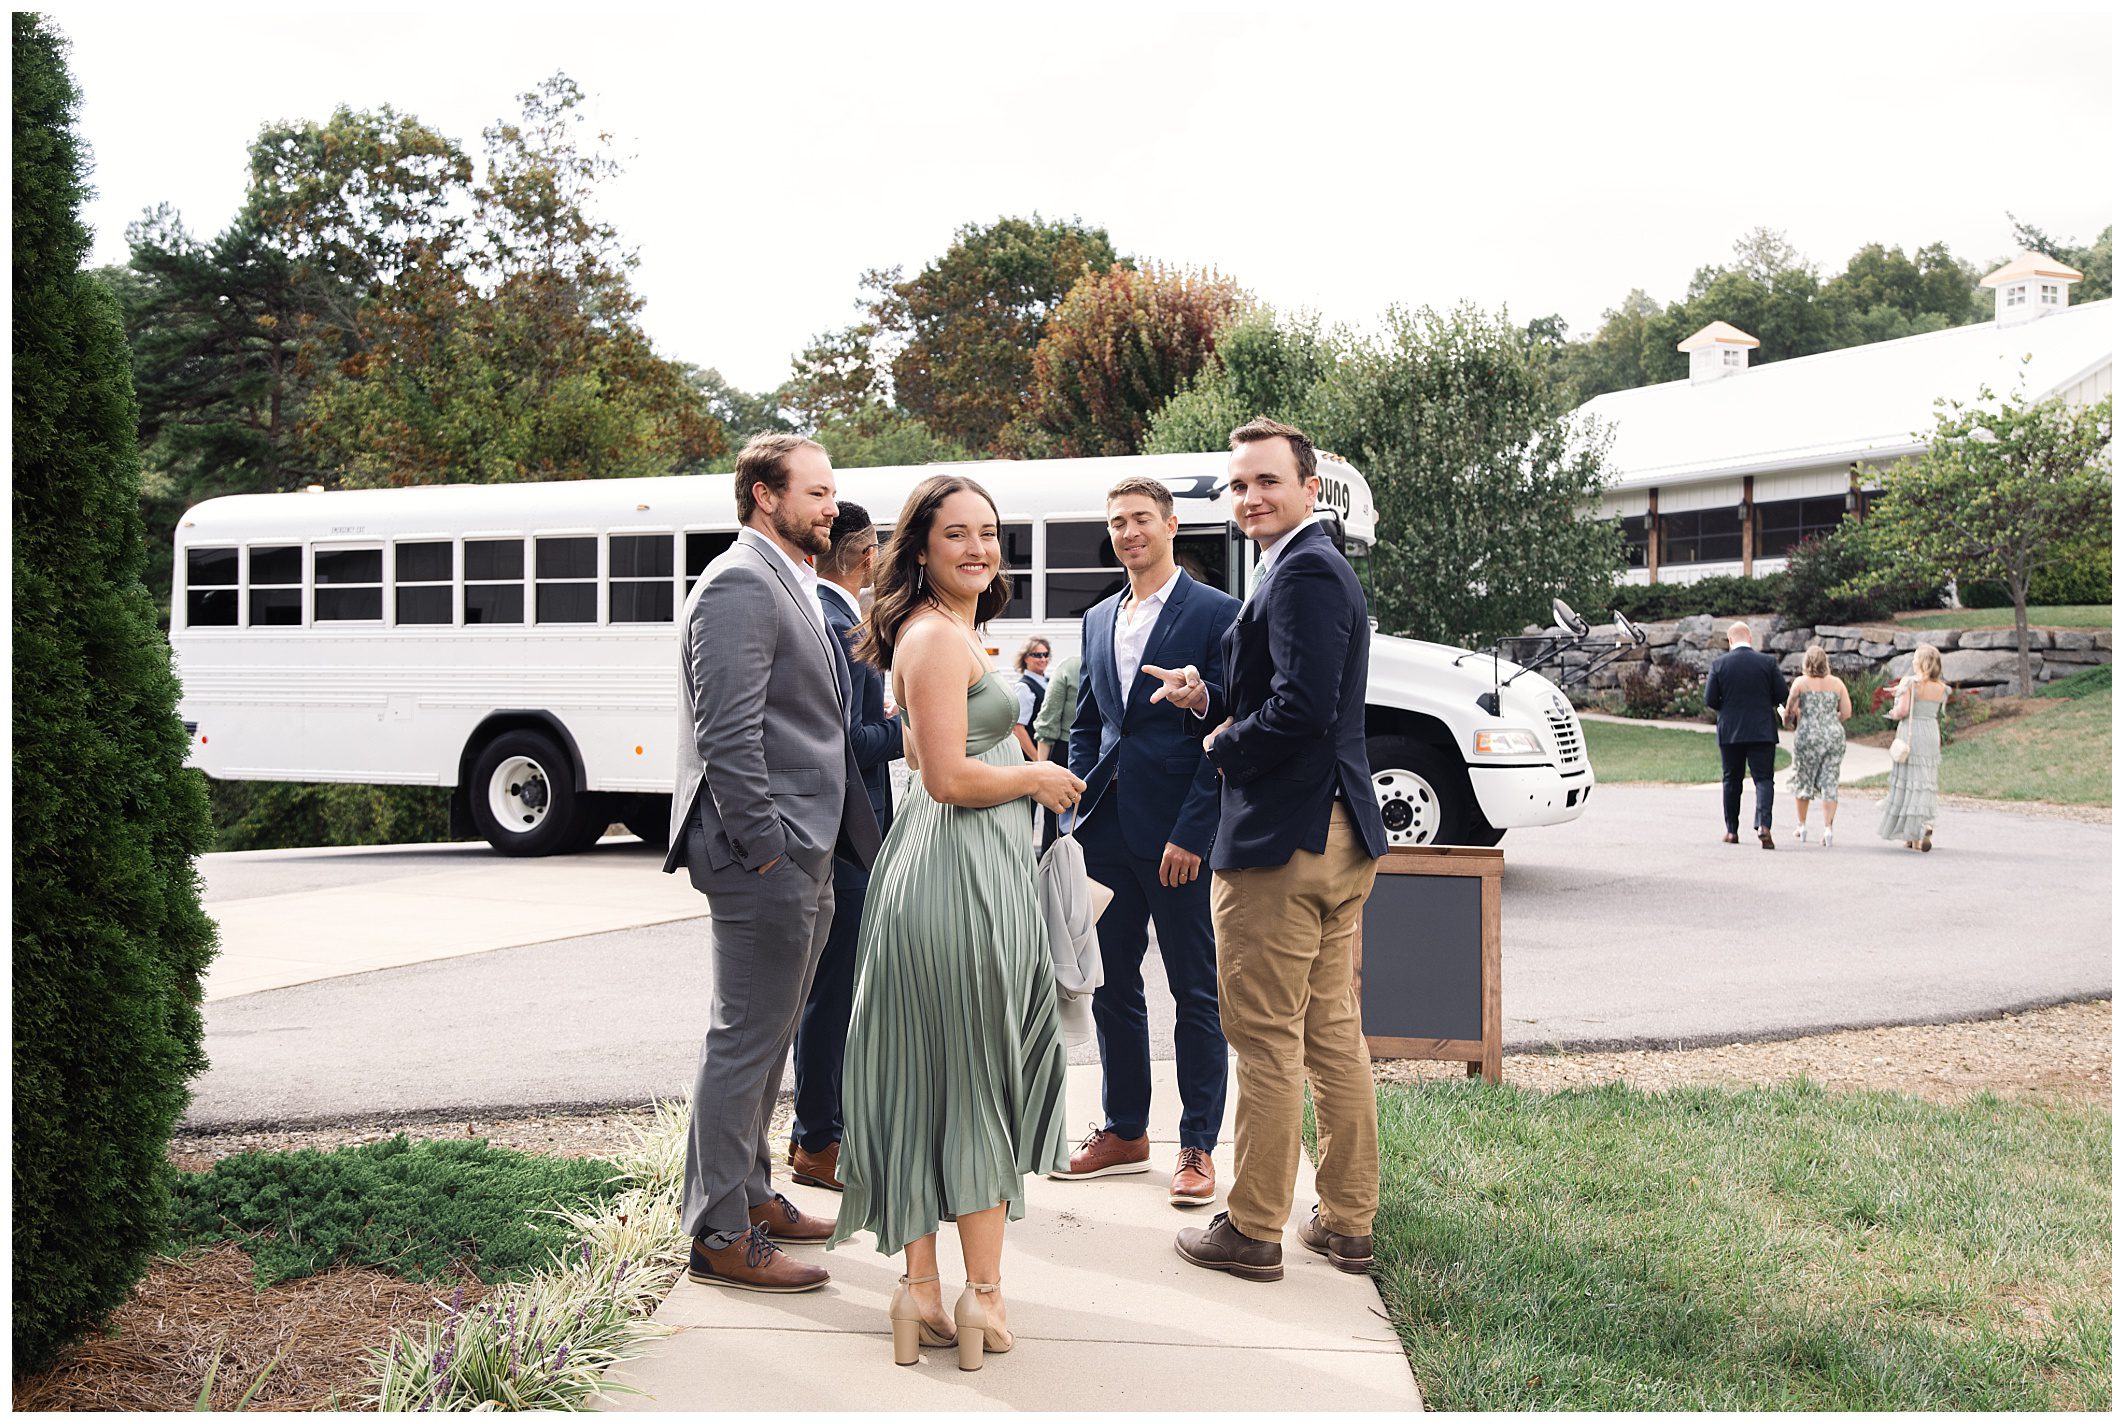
[367,1099,692,1411]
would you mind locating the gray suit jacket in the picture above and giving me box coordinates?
[662,529,881,887]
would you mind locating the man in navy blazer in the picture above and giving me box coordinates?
[787,503,903,1191]
[1050,476,1240,1208]
[1152,418,1389,1285]
[1703,620,1788,849]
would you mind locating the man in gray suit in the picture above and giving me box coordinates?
[662,433,882,1293]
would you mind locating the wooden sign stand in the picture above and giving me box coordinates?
[1353,844,1503,1083]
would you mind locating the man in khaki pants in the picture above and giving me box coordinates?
[1146,417,1389,1282]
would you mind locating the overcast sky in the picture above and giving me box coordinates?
[50,2,2116,394]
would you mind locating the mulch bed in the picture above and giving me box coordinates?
[11,1243,486,1412]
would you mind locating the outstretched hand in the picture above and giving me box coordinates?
[1142,663,1208,713]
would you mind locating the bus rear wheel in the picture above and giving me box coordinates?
[469,729,595,857]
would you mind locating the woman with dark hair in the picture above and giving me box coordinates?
[833,475,1084,1370]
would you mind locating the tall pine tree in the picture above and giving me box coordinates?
[13,12,218,1372]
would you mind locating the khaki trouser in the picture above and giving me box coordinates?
[1211,802,1381,1242]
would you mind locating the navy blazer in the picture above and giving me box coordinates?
[1704,645,1788,746]
[1067,569,1239,861]
[1199,522,1389,871]
[820,587,901,834]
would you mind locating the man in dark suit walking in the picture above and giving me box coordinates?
[1149,418,1390,1284]
[1050,476,1240,1208]
[1704,620,1788,849]
[788,503,902,1191]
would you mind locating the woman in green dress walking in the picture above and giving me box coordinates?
[835,475,1084,1369]
[1878,643,1948,851]
[1781,644,1852,845]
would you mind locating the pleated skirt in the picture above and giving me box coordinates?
[829,739,1071,1256]
[1877,715,1942,841]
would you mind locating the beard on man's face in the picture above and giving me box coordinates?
[774,504,832,558]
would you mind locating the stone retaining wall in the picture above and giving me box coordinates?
[1531,612,2112,696]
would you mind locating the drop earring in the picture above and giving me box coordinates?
[916,564,925,594]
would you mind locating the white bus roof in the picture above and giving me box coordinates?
[174,450,1378,551]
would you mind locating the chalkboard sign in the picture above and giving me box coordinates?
[1354,845,1502,1082]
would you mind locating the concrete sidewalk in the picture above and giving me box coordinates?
[595,1061,1420,1411]
[1578,711,1895,790]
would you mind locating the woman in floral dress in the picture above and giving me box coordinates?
[1781,644,1852,846]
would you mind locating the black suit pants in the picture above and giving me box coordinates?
[1720,741,1777,834]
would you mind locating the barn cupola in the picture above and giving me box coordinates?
[1677,320,1759,385]
[1980,249,2084,327]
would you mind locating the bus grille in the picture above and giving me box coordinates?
[1548,709,1585,767]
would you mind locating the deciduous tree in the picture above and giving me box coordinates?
[1001,264,1245,458]
[1853,385,2113,694]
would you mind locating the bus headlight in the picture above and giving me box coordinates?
[1472,729,1542,757]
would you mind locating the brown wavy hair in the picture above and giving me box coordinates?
[853,474,1012,670]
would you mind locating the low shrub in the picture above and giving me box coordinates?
[1618,660,1703,719]
[1841,670,1894,740]
[168,1137,623,1287]
[208,778,455,852]
[1607,572,1788,624]
[1776,527,1945,629]
[1966,544,2114,608]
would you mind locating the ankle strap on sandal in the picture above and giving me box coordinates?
[966,1281,1001,1293]
[899,1273,940,1285]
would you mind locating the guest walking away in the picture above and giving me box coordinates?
[787,504,903,1193]
[1878,643,1948,852]
[1148,418,1389,1284]
[663,434,881,1294]
[1704,620,1789,849]
[1009,637,1052,760]
[1782,645,1852,847]
[831,474,1085,1369]
[1051,476,1240,1208]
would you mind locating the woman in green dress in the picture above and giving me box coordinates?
[834,475,1084,1369]
[1782,644,1852,846]
[1878,642,1948,851]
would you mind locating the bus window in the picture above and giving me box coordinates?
[249,545,302,626]
[535,536,598,623]
[464,538,525,625]
[1173,531,1229,593]
[1044,518,1123,619]
[186,547,238,627]
[610,533,675,623]
[684,531,740,602]
[395,541,453,625]
[1001,522,1033,619]
[314,548,383,622]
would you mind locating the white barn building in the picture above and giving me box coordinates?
[1578,252,2113,584]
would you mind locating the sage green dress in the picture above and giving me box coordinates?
[1877,692,1943,841]
[830,671,1070,1256]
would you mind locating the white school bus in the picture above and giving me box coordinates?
[171,452,1595,855]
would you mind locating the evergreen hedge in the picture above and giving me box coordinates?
[13,13,218,1373]
[1605,572,1788,624]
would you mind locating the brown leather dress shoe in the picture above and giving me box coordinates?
[789,1140,844,1192]
[687,1226,830,1293]
[1048,1124,1151,1180]
[1297,1205,1374,1274]
[1758,826,1775,850]
[1175,1211,1283,1281]
[750,1192,834,1244]
[1721,832,1739,844]
[1169,1146,1215,1207]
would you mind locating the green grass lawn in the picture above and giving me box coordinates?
[1581,719,1789,783]
[1371,1080,2110,1410]
[1898,605,2112,630]
[1848,688,2111,806]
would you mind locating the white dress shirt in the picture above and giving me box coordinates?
[819,579,861,624]
[738,526,828,638]
[1115,565,1183,700]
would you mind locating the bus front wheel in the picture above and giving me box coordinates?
[1366,736,1470,848]
[469,729,594,857]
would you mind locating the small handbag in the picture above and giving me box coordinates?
[1036,830,1113,1049]
[1888,678,1912,764]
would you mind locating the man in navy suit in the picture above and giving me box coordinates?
[787,503,903,1190]
[1050,476,1241,1208]
[1151,418,1390,1284]
[1704,620,1788,849]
